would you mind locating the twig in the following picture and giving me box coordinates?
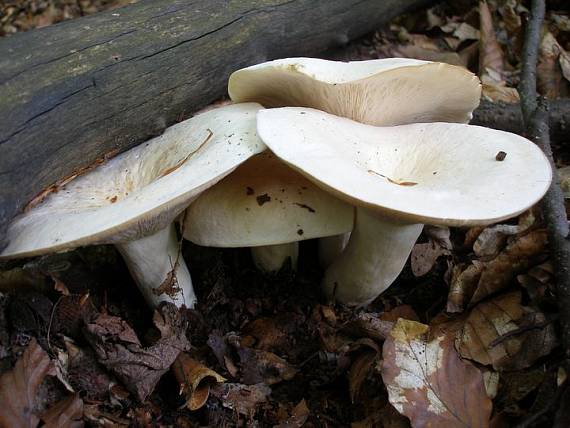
[517,0,570,421]
[518,0,570,354]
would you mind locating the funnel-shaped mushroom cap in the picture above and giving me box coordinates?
[1,103,265,258]
[229,58,481,126]
[184,151,354,247]
[257,108,552,227]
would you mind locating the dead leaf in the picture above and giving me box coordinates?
[537,32,570,98]
[447,229,547,311]
[349,349,379,403]
[479,1,505,85]
[83,303,190,401]
[210,382,271,416]
[274,399,310,428]
[40,393,83,428]
[411,240,449,277]
[238,347,298,385]
[172,353,225,411]
[481,83,520,103]
[473,224,521,259]
[0,338,53,428]
[456,291,558,370]
[64,338,114,401]
[381,319,492,428]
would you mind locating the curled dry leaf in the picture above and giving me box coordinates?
[0,338,53,428]
[172,353,225,411]
[40,393,83,428]
[83,303,190,401]
[447,229,547,312]
[479,0,505,85]
[349,349,380,403]
[381,319,492,428]
[210,382,271,416]
[456,291,558,370]
[238,347,298,385]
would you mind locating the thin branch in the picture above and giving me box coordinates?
[517,0,570,368]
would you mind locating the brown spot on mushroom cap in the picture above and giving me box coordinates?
[294,203,316,213]
[496,151,507,161]
[256,194,271,206]
[246,186,255,195]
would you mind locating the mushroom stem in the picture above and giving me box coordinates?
[250,243,299,272]
[318,232,351,268]
[116,223,196,308]
[322,208,423,305]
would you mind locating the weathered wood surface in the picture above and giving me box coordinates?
[0,0,434,248]
[472,99,569,143]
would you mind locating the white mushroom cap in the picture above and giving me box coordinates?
[256,107,552,227]
[1,103,265,258]
[184,151,354,247]
[229,57,481,126]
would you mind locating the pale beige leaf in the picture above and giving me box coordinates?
[381,319,492,428]
[473,224,521,258]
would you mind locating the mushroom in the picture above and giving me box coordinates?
[257,107,552,305]
[183,151,354,272]
[0,103,266,308]
[229,57,482,265]
[229,57,481,126]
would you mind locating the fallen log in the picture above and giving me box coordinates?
[472,99,569,143]
[0,0,434,248]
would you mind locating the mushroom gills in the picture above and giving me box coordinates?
[116,223,196,308]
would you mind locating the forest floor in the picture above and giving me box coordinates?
[0,1,569,427]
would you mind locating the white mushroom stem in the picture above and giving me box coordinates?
[250,243,299,272]
[318,232,351,268]
[322,208,423,306]
[116,223,196,308]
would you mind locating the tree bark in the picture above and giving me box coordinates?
[0,0,434,248]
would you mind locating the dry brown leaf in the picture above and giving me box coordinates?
[381,319,492,428]
[0,338,53,428]
[83,303,190,401]
[343,312,394,342]
[441,22,481,41]
[238,347,298,385]
[274,399,310,428]
[40,393,83,428]
[349,349,379,403]
[473,224,521,259]
[456,292,524,369]
[479,1,505,85]
[411,240,450,277]
[447,229,547,311]
[456,291,558,370]
[498,0,522,34]
[210,382,271,416]
[172,353,225,411]
[537,32,569,98]
[481,83,520,103]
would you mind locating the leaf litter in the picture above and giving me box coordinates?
[0,0,568,426]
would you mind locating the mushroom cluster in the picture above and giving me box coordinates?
[0,57,552,309]
[225,57,551,305]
